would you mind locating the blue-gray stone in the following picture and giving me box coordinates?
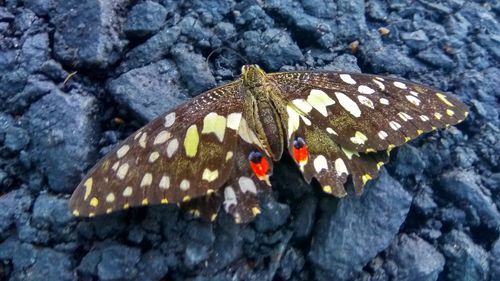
[97,245,141,281]
[171,44,217,95]
[386,234,445,281]
[124,1,167,38]
[32,193,73,227]
[51,0,126,68]
[107,59,186,121]
[309,170,412,281]
[24,89,99,193]
[440,230,489,281]
[440,170,500,229]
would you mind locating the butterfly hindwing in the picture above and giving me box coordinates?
[69,83,245,217]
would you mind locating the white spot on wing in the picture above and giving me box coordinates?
[380,98,390,105]
[357,95,374,109]
[164,112,176,128]
[358,85,375,95]
[140,173,153,187]
[226,113,242,130]
[313,155,328,173]
[223,186,237,212]
[335,92,361,117]
[292,98,312,114]
[116,145,130,158]
[166,138,179,158]
[372,79,385,90]
[154,131,171,145]
[159,175,170,189]
[306,89,335,116]
[238,177,257,194]
[406,95,421,106]
[350,131,368,145]
[334,158,348,176]
[378,130,388,140]
[393,81,407,89]
[117,163,129,180]
[340,74,356,85]
[389,121,402,131]
[180,179,190,191]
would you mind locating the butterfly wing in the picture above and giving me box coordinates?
[270,71,468,153]
[70,82,248,217]
[270,71,467,193]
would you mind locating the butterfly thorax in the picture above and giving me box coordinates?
[241,65,286,161]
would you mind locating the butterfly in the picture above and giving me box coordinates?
[69,65,468,223]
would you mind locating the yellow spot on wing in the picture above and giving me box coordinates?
[141,198,149,205]
[161,198,169,204]
[350,131,368,145]
[84,178,93,200]
[446,109,455,116]
[323,185,333,194]
[202,112,227,142]
[376,162,384,169]
[182,196,191,202]
[341,147,359,160]
[184,125,199,157]
[90,197,99,207]
[436,93,454,107]
[362,174,372,185]
[72,210,80,216]
[252,207,261,216]
[202,168,219,182]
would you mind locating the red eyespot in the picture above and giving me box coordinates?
[248,151,269,178]
[292,136,308,164]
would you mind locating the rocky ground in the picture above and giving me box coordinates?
[0,0,499,280]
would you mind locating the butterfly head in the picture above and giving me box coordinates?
[241,64,267,88]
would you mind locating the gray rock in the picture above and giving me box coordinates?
[32,193,73,227]
[21,32,50,73]
[394,145,425,178]
[97,245,141,281]
[243,29,304,71]
[440,170,500,229]
[124,1,167,38]
[0,113,30,152]
[22,248,73,281]
[118,26,180,73]
[24,0,53,16]
[107,59,186,121]
[440,230,489,281]
[0,189,33,237]
[417,47,455,70]
[401,30,430,50]
[24,89,99,193]
[51,0,126,68]
[136,250,169,281]
[491,238,500,281]
[386,234,445,281]
[253,193,290,233]
[308,170,412,281]
[171,44,217,95]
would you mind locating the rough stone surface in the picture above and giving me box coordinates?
[124,1,167,38]
[107,59,186,121]
[309,170,412,281]
[50,0,126,68]
[24,90,99,193]
[386,234,445,281]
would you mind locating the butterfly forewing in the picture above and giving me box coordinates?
[270,71,468,153]
[69,82,246,217]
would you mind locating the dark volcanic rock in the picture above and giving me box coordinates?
[386,234,445,281]
[107,59,186,121]
[51,0,126,68]
[171,44,217,95]
[124,1,167,38]
[309,170,412,281]
[440,230,489,281]
[24,89,99,193]
[440,170,500,229]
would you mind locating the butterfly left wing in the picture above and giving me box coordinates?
[69,82,247,217]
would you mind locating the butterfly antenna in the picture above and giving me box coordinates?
[206,47,249,65]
